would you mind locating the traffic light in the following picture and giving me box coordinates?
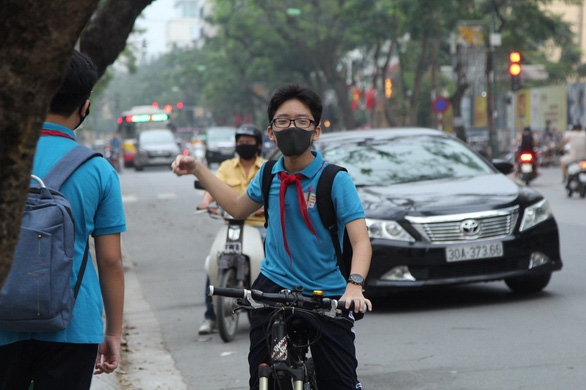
[385,78,393,98]
[164,104,173,113]
[509,51,522,91]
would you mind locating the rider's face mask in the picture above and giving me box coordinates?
[235,144,258,160]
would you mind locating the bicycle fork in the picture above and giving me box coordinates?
[259,317,305,390]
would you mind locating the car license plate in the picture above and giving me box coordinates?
[521,163,533,173]
[579,173,586,182]
[445,242,504,262]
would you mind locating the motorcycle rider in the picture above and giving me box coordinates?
[560,124,586,182]
[514,125,538,177]
[196,124,267,335]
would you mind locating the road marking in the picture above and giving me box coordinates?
[122,195,138,203]
[157,192,177,200]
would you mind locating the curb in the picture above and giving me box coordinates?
[91,252,187,389]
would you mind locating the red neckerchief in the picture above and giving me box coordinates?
[40,129,75,140]
[277,171,320,265]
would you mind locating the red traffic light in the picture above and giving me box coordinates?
[509,63,522,76]
[177,102,184,109]
[509,52,521,63]
[152,102,159,108]
[164,104,173,113]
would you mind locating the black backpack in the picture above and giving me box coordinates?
[261,160,352,279]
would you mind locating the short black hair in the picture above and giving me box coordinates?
[49,50,98,117]
[267,84,322,126]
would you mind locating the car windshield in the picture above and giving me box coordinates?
[321,135,494,186]
[207,128,235,141]
[139,130,175,145]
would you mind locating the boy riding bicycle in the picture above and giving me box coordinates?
[173,84,372,389]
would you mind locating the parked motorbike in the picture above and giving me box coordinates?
[517,150,538,185]
[194,181,264,342]
[565,158,586,198]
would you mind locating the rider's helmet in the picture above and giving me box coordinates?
[235,124,263,154]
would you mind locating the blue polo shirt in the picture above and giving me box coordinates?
[247,151,364,296]
[0,122,126,346]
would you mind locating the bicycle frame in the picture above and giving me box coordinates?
[208,286,350,390]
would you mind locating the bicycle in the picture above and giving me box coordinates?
[208,284,361,390]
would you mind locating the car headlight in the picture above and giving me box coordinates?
[365,218,415,242]
[519,199,552,232]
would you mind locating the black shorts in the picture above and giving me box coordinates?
[0,340,98,390]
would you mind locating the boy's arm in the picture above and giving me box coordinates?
[173,155,260,218]
[93,233,124,374]
[341,218,372,313]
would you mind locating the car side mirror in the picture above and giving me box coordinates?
[194,180,206,190]
[492,160,514,175]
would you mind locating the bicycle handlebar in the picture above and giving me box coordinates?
[208,285,363,318]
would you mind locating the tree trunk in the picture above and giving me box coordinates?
[331,76,356,131]
[450,44,469,142]
[486,46,496,159]
[0,0,153,287]
[408,34,430,126]
[430,35,440,129]
[0,0,100,287]
[81,0,155,78]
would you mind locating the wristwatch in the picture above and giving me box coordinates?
[347,274,365,287]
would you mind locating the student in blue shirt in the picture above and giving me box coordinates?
[173,84,372,390]
[0,50,126,390]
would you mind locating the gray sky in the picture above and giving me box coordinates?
[136,0,177,57]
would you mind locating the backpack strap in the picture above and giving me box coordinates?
[42,145,101,299]
[316,164,348,277]
[42,145,102,190]
[261,160,278,229]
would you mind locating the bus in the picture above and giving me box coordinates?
[117,105,174,167]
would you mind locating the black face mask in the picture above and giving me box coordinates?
[236,144,258,160]
[75,102,90,129]
[273,127,316,157]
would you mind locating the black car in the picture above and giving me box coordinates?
[313,128,562,295]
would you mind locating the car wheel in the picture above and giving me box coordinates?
[580,187,586,198]
[134,164,143,172]
[505,272,552,293]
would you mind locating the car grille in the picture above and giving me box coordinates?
[407,206,519,244]
[410,257,529,280]
[148,151,172,158]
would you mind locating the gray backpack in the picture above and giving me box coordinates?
[0,146,100,332]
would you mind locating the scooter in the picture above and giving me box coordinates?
[565,158,586,198]
[517,150,538,185]
[194,181,264,342]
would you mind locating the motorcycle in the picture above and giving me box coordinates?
[565,158,586,198]
[517,150,538,185]
[194,181,264,342]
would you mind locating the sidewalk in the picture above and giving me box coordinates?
[91,259,187,389]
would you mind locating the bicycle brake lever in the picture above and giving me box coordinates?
[320,299,338,318]
[243,290,266,309]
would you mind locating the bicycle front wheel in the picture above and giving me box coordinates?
[216,268,240,342]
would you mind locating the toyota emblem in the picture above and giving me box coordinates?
[460,219,481,236]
